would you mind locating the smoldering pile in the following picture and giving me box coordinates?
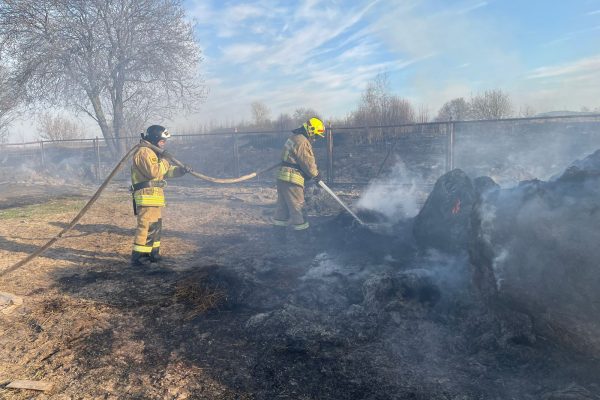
[470,149,600,358]
[180,150,600,398]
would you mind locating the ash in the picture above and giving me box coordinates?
[7,152,600,399]
[159,205,600,399]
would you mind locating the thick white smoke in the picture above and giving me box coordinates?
[357,160,426,222]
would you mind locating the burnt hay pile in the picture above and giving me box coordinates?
[193,150,600,398]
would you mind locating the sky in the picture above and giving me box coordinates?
[179,0,600,128]
[7,0,600,140]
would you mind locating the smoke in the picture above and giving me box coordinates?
[454,120,600,187]
[416,249,470,290]
[3,153,95,185]
[13,161,45,183]
[55,156,96,183]
[302,252,371,282]
[473,198,508,289]
[356,159,426,222]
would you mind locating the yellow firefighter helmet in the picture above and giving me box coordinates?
[303,117,325,138]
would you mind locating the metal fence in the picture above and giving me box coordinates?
[1,114,600,188]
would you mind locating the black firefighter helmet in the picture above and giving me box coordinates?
[143,125,171,145]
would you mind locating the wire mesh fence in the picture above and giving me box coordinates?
[330,123,449,186]
[452,115,600,184]
[1,114,600,189]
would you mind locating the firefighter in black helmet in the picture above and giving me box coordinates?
[130,125,189,266]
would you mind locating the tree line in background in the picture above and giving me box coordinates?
[14,70,600,143]
[201,72,599,135]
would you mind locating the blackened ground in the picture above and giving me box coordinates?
[316,210,418,265]
[50,245,600,399]
[1,185,599,399]
[50,213,600,399]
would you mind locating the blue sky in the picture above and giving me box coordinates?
[180,0,600,126]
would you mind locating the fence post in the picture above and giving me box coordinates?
[39,141,46,170]
[326,122,334,185]
[446,122,455,172]
[94,136,101,182]
[232,128,240,177]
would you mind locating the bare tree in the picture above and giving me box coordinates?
[292,107,321,126]
[518,104,536,117]
[250,101,271,127]
[352,73,415,126]
[275,113,293,132]
[385,97,415,124]
[37,112,84,141]
[469,89,513,120]
[436,97,470,121]
[0,0,204,154]
[416,104,430,123]
[0,65,21,141]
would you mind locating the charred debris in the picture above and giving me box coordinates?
[21,150,600,398]
[158,151,600,398]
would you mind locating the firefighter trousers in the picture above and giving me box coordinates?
[133,206,162,254]
[273,180,309,230]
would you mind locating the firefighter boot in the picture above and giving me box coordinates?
[131,251,148,266]
[149,248,162,263]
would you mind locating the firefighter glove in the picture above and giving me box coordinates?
[183,165,193,174]
[313,173,323,185]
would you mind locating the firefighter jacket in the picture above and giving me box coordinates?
[131,145,184,207]
[277,132,319,187]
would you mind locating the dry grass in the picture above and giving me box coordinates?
[175,277,227,320]
[0,199,86,220]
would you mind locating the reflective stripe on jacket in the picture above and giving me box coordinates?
[276,133,319,188]
[131,144,184,207]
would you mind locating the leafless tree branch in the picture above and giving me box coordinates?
[0,0,205,154]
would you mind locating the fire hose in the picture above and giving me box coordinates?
[318,180,365,225]
[0,141,280,277]
[141,141,280,184]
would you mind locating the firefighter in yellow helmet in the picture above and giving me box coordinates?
[130,125,190,266]
[273,117,325,239]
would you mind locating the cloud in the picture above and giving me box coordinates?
[224,4,267,22]
[456,1,489,15]
[372,1,512,64]
[514,55,600,112]
[307,54,430,94]
[220,43,268,63]
[187,0,524,125]
[178,0,599,130]
[263,1,378,67]
[587,9,600,15]
[337,41,378,61]
[527,55,600,79]
[543,25,600,46]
